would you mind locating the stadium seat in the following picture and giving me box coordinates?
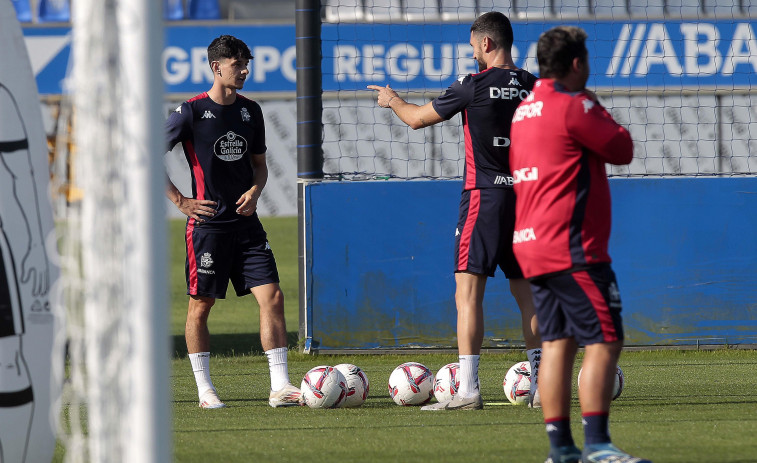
[37,0,70,22]
[405,0,441,21]
[323,0,364,22]
[187,0,221,19]
[440,0,475,21]
[164,0,185,20]
[11,0,32,22]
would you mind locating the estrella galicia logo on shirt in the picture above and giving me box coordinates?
[214,131,247,161]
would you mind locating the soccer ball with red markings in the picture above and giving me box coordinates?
[433,363,460,403]
[300,365,348,409]
[577,365,624,400]
[503,361,532,405]
[388,362,435,406]
[334,363,370,408]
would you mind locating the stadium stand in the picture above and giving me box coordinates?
[320,0,755,21]
[14,0,755,23]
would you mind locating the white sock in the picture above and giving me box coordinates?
[527,348,542,393]
[458,354,480,398]
[189,352,214,398]
[265,347,290,392]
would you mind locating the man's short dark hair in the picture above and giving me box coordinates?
[470,11,514,51]
[537,26,588,79]
[207,35,253,67]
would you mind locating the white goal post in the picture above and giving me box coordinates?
[60,0,171,461]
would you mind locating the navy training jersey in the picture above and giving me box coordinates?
[166,92,267,231]
[432,67,536,190]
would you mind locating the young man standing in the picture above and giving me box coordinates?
[509,26,651,462]
[369,12,542,410]
[165,35,300,409]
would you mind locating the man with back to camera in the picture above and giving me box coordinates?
[509,26,652,463]
[368,11,542,410]
[165,35,301,409]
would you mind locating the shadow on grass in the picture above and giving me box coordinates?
[172,331,299,358]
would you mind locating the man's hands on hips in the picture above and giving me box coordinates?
[176,196,217,222]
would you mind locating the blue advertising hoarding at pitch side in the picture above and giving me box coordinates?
[22,20,757,95]
[303,178,757,349]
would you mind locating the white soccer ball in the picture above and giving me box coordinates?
[300,365,348,409]
[334,363,370,408]
[577,365,624,400]
[388,362,435,406]
[433,362,460,403]
[503,361,532,405]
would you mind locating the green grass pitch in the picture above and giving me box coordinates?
[60,217,757,462]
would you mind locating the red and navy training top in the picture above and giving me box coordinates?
[509,79,633,279]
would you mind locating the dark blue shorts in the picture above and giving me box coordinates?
[529,264,624,346]
[454,188,523,279]
[185,226,280,299]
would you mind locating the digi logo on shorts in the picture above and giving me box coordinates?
[214,131,247,161]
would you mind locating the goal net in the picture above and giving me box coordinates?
[55,0,171,461]
[320,1,757,179]
[297,2,756,352]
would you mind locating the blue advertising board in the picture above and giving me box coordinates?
[22,19,757,95]
[303,178,757,349]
